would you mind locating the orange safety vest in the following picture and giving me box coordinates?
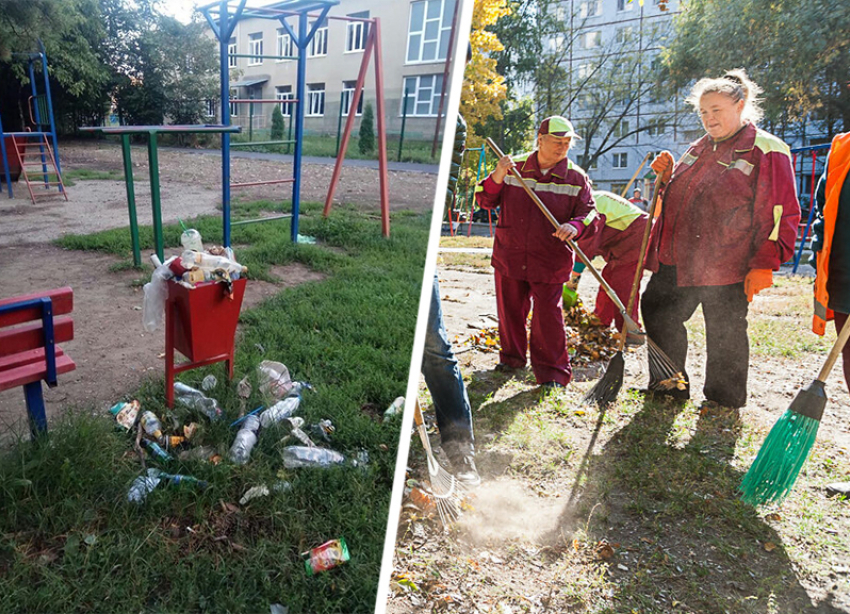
[814,132,850,335]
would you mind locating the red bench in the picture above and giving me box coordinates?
[0,287,76,438]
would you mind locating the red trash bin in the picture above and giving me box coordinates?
[165,277,246,407]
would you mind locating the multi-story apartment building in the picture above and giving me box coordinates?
[210,0,458,140]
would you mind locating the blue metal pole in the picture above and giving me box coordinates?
[292,12,307,243]
[220,1,232,248]
[39,41,63,190]
[0,113,12,197]
[28,58,50,188]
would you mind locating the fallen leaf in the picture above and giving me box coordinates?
[764,513,781,522]
[596,542,615,560]
[763,542,776,552]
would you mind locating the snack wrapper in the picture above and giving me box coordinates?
[303,538,350,575]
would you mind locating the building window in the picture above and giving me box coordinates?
[581,31,601,49]
[613,119,630,138]
[548,34,566,53]
[341,81,364,116]
[617,0,635,11]
[248,33,263,65]
[613,152,629,168]
[346,12,369,52]
[205,99,216,118]
[579,0,603,18]
[276,86,293,117]
[401,74,444,117]
[228,37,237,67]
[616,26,634,44]
[277,29,293,61]
[229,89,239,117]
[306,83,325,116]
[646,119,666,137]
[406,0,456,64]
[576,154,597,171]
[576,63,593,79]
[308,20,328,57]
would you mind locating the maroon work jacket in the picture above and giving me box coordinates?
[476,152,598,283]
[647,123,801,286]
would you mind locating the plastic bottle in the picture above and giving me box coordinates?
[383,397,405,422]
[257,361,293,399]
[180,229,204,252]
[173,382,222,421]
[201,374,217,391]
[259,395,302,428]
[141,438,172,461]
[282,446,346,469]
[229,415,260,465]
[127,468,162,504]
[139,411,163,439]
[178,445,219,463]
[161,472,209,489]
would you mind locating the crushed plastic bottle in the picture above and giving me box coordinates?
[383,396,405,422]
[239,481,293,505]
[259,395,302,429]
[109,400,140,431]
[174,382,223,421]
[201,374,217,391]
[309,419,335,443]
[257,361,293,399]
[178,445,220,463]
[139,410,163,440]
[229,414,260,465]
[282,446,346,469]
[127,468,163,504]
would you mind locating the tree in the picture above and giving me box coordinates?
[271,105,285,140]
[664,0,850,138]
[359,102,375,155]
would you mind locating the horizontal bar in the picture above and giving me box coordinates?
[231,178,295,188]
[229,99,300,103]
[229,53,299,61]
[5,132,52,137]
[230,140,296,147]
[240,6,376,23]
[78,124,242,135]
[790,143,831,154]
[232,214,293,226]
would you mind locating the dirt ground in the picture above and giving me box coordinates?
[388,253,850,614]
[0,140,436,435]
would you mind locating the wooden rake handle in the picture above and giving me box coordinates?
[818,318,850,382]
[484,138,638,333]
[619,151,652,199]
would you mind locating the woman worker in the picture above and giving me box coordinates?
[644,69,801,408]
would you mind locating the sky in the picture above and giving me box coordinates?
[160,0,278,24]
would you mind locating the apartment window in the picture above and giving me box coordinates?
[205,99,216,118]
[579,0,603,18]
[306,83,325,116]
[613,152,629,168]
[308,19,328,57]
[228,37,237,67]
[554,5,568,21]
[406,0,456,64]
[613,119,630,138]
[229,89,239,117]
[576,63,593,79]
[548,34,566,53]
[276,86,293,117]
[646,119,666,137]
[401,74,444,117]
[617,0,635,11]
[341,81,364,116]
[616,26,634,44]
[277,29,293,61]
[576,154,597,171]
[346,12,369,52]
[248,33,263,65]
[581,31,601,49]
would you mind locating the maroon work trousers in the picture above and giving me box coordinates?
[495,271,571,386]
[595,258,641,332]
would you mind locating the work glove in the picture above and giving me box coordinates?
[744,269,773,302]
[650,151,674,184]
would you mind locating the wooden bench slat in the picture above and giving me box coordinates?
[0,287,73,327]
[0,317,74,358]
[0,346,66,371]
[0,353,76,391]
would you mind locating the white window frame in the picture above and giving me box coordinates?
[576,154,597,171]
[613,119,630,138]
[579,0,602,18]
[581,31,601,49]
[276,29,293,62]
[341,81,363,117]
[400,74,445,117]
[345,13,369,53]
[646,119,666,137]
[548,34,566,53]
[613,152,629,168]
[228,37,237,68]
[617,0,635,11]
[306,83,325,117]
[248,32,263,65]
[276,86,293,117]
[229,89,239,117]
[406,0,456,64]
[616,26,634,44]
[308,21,328,58]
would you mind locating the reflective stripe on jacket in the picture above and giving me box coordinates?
[813,133,850,334]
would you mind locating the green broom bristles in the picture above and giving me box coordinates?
[739,406,822,506]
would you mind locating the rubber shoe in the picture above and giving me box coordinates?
[452,454,481,488]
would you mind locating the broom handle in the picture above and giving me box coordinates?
[818,318,850,382]
[619,151,652,198]
[617,176,663,352]
[413,401,436,458]
[484,138,636,327]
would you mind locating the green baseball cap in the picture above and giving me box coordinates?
[538,116,581,139]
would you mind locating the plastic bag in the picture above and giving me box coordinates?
[142,262,174,332]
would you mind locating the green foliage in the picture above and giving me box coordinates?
[358,102,375,155]
[270,105,285,140]
[664,0,850,136]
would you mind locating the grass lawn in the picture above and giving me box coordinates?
[0,201,430,613]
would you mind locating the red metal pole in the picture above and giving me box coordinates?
[372,18,390,237]
[323,24,375,218]
[431,0,460,159]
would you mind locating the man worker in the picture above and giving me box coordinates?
[629,188,649,212]
[475,116,598,390]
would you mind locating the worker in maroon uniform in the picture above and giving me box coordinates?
[644,70,801,408]
[475,116,598,390]
[567,190,650,334]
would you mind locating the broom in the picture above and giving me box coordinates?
[739,317,850,506]
[413,401,466,527]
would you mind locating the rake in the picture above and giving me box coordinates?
[739,317,850,506]
[483,139,683,400]
[413,401,466,527]
[584,179,686,406]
